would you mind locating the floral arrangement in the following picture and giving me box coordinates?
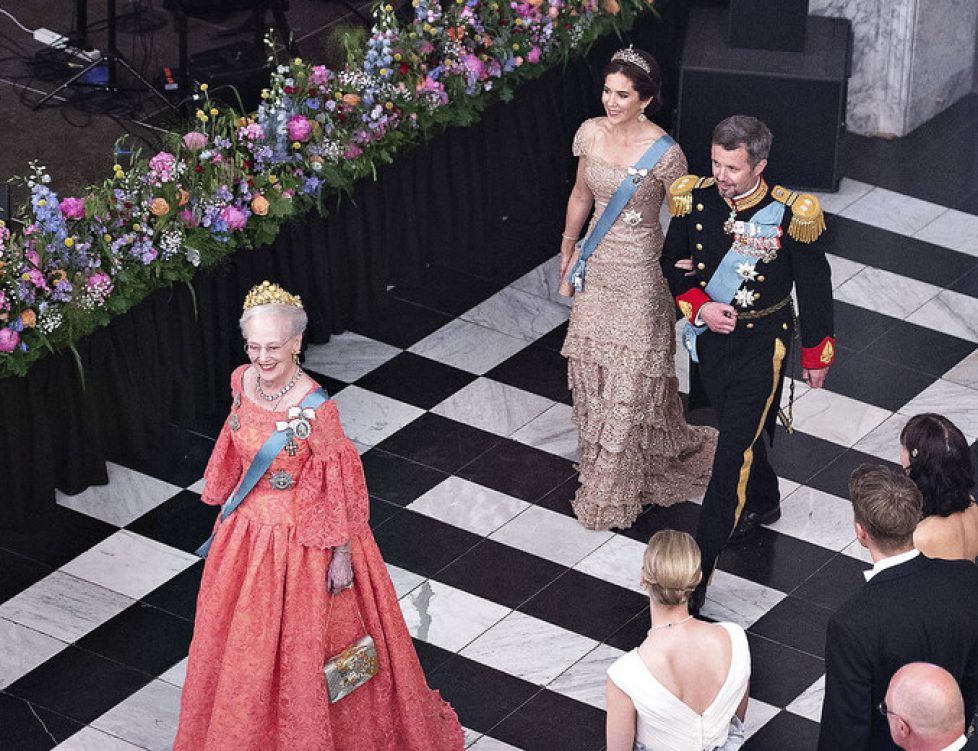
[0,0,653,378]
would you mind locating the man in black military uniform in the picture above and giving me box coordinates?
[661,115,834,611]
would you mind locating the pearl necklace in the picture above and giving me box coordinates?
[256,367,304,402]
[648,615,693,634]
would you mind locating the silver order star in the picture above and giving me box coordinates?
[735,262,758,281]
[734,287,756,308]
[622,209,642,226]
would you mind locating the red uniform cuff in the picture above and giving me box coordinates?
[802,336,835,369]
[676,289,711,323]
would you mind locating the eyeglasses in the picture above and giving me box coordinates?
[877,700,906,724]
[243,338,293,357]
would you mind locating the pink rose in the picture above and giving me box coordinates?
[310,65,329,86]
[60,197,85,220]
[462,54,486,79]
[182,131,208,151]
[527,47,541,64]
[221,205,248,230]
[179,209,198,227]
[287,115,312,143]
[0,327,20,353]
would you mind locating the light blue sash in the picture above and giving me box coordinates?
[683,200,786,362]
[196,387,329,558]
[567,134,677,292]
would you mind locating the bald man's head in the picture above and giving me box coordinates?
[886,663,965,749]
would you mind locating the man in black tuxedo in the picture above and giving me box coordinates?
[818,465,978,751]
[885,663,973,750]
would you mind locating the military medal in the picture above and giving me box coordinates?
[269,470,295,490]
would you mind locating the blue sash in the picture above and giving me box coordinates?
[567,134,677,292]
[196,387,329,558]
[683,201,785,363]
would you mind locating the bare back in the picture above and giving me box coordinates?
[636,620,734,715]
[914,501,978,562]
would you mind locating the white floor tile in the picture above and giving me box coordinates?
[825,253,866,289]
[0,572,133,643]
[701,571,786,629]
[432,377,555,437]
[511,403,578,461]
[303,332,401,382]
[469,735,524,750]
[408,319,529,375]
[786,675,825,723]
[906,289,978,344]
[852,413,909,464]
[91,679,182,751]
[60,530,198,600]
[791,388,892,447]
[158,657,188,690]
[839,187,947,236]
[943,349,978,389]
[330,385,425,446]
[490,505,613,567]
[573,535,648,596]
[54,727,147,751]
[56,463,181,527]
[842,539,874,565]
[386,563,427,600]
[460,610,598,685]
[900,379,978,442]
[745,698,781,739]
[408,477,530,536]
[399,580,510,652]
[0,618,67,689]
[834,267,941,321]
[914,208,978,256]
[461,286,570,342]
[548,643,625,710]
[768,487,856,551]
[811,178,875,216]
[510,255,573,305]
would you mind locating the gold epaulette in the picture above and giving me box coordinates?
[668,175,715,217]
[771,185,826,243]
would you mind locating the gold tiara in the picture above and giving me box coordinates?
[243,280,304,310]
[611,45,651,76]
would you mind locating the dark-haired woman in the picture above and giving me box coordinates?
[560,47,716,530]
[900,413,978,562]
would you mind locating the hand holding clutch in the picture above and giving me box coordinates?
[558,244,580,298]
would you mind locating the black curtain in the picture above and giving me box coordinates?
[0,9,686,528]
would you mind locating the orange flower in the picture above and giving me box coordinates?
[150,197,170,216]
[527,0,543,6]
[177,189,190,207]
[602,0,620,11]
[251,195,270,216]
[342,93,360,106]
[20,309,36,328]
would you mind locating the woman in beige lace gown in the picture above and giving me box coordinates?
[559,49,717,530]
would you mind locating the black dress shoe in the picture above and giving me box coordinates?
[728,506,781,543]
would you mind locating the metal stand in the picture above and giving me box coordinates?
[33,0,176,111]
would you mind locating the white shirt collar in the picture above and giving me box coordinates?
[733,178,762,201]
[939,735,967,751]
[863,549,920,582]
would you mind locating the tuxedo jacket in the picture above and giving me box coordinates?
[818,555,978,751]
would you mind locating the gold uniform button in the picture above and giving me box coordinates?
[695,243,704,251]
[757,275,765,282]
[782,322,790,330]
[699,281,707,287]
[753,292,761,300]
[695,223,703,231]
[746,322,755,329]
[696,203,704,211]
[696,262,706,270]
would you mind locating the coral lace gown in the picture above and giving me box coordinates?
[562,118,718,531]
[173,365,464,751]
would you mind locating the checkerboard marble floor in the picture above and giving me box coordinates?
[5,111,978,750]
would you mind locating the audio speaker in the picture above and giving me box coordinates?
[729,0,810,53]
[677,7,851,191]
[190,42,269,112]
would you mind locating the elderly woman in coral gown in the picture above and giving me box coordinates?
[173,281,464,751]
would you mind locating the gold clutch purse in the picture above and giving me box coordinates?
[324,593,379,703]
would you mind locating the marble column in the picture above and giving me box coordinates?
[810,0,978,137]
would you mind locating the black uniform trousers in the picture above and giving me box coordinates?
[693,309,791,589]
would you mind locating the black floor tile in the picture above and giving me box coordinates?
[301,369,349,398]
[745,633,825,708]
[767,431,847,489]
[374,413,501,474]
[832,301,897,354]
[606,608,654,651]
[457,439,576,504]
[519,569,648,643]
[486,344,572,404]
[390,266,505,317]
[110,424,215,489]
[826,350,935,411]
[141,561,204,622]
[718,528,836,594]
[7,647,153,725]
[0,507,115,569]
[535,321,569,352]
[372,509,481,577]
[187,408,228,441]
[349,296,454,349]
[424,653,540,736]
[126,490,218,554]
[743,710,821,751]
[490,687,606,751]
[749,595,834,659]
[360,449,448,506]
[862,320,975,378]
[412,637,455,676]
[0,693,83,751]
[0,550,51,605]
[369,496,404,530]
[437,539,565,610]
[535,476,578,518]
[806,447,899,500]
[355,352,477,410]
[792,554,869,612]
[76,602,193,676]
[619,501,701,543]
[950,264,978,299]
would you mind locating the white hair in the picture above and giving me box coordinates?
[239,303,308,338]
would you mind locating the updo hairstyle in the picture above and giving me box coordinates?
[603,48,662,113]
[640,530,703,606]
[900,413,975,518]
[239,303,309,339]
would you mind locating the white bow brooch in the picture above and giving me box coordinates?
[276,406,317,440]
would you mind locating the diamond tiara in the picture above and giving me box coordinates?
[611,45,651,76]
[243,280,304,310]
